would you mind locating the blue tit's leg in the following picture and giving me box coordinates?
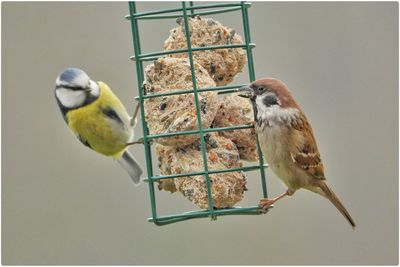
[126,139,143,146]
[126,137,153,147]
[130,102,140,127]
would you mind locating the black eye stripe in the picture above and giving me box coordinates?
[251,85,267,95]
[55,85,87,91]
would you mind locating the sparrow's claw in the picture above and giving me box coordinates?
[259,206,271,214]
[258,191,289,212]
[259,198,275,210]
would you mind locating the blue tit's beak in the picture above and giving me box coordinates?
[237,85,253,98]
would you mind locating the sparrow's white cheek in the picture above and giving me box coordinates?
[256,96,270,115]
[55,88,86,108]
[256,96,299,125]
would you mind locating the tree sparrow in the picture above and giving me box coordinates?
[239,78,355,228]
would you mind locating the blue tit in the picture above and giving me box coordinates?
[54,67,143,184]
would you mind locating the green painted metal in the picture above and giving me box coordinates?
[128,1,269,226]
[130,43,256,61]
[125,2,251,20]
[146,164,268,182]
[147,124,254,140]
[148,205,271,225]
[128,2,160,225]
[240,2,268,198]
[189,1,195,16]
[134,83,251,100]
[181,1,216,218]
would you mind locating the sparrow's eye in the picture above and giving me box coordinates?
[257,87,264,92]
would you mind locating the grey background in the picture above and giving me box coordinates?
[2,1,398,265]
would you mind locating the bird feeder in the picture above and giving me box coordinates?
[127,1,269,225]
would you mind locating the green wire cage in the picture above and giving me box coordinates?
[127,1,269,226]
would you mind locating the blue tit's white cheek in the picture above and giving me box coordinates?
[89,80,100,98]
[55,88,86,108]
[72,72,90,88]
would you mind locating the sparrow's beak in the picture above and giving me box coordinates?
[237,85,253,98]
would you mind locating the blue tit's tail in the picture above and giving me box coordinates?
[117,150,143,185]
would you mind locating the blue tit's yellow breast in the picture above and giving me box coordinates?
[66,81,132,157]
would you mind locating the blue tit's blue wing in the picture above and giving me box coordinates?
[77,134,92,149]
[101,106,124,125]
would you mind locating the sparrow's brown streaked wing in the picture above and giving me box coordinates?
[290,112,325,179]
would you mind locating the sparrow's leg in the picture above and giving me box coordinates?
[259,190,290,211]
[130,103,140,127]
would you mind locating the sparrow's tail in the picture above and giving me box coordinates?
[318,182,356,228]
[117,150,143,185]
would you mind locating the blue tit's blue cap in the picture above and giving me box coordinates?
[56,67,90,87]
[59,68,85,82]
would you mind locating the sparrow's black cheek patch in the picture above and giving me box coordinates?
[263,94,279,107]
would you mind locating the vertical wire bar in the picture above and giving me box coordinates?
[128,2,160,224]
[181,1,216,218]
[189,1,195,16]
[241,1,268,198]
[241,1,255,81]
